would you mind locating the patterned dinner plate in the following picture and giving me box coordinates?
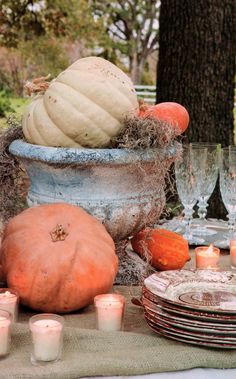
[145,319,236,349]
[142,298,236,331]
[144,308,236,337]
[144,270,236,314]
[142,292,236,323]
[145,312,236,343]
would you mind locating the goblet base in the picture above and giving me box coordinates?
[192,227,217,236]
[182,233,204,245]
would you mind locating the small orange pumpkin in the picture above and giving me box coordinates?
[131,228,190,271]
[139,102,189,135]
[0,203,118,313]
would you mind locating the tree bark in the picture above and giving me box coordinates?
[130,53,145,84]
[156,0,236,219]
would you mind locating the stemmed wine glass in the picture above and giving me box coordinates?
[190,143,221,236]
[174,144,207,244]
[217,146,236,247]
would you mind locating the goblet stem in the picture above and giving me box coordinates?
[182,206,194,225]
[182,205,204,244]
[193,196,217,236]
[228,213,236,238]
[182,206,194,239]
[215,213,236,248]
[197,199,208,220]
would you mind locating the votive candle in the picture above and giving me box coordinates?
[0,310,11,358]
[230,240,236,269]
[94,294,125,332]
[0,289,18,322]
[29,314,64,365]
[195,244,220,270]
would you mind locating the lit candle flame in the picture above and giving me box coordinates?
[204,244,214,254]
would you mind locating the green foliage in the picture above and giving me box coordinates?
[0,70,12,93]
[0,0,44,48]
[0,42,69,97]
[0,90,13,117]
[141,69,156,86]
[0,0,106,49]
[19,37,69,78]
[0,0,109,95]
[0,97,30,130]
[0,0,159,91]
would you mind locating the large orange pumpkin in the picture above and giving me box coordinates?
[0,203,118,313]
[131,228,190,271]
[0,237,4,284]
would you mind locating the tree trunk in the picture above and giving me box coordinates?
[130,52,138,84]
[156,0,236,219]
[130,54,145,84]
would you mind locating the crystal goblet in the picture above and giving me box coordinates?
[175,144,207,244]
[190,143,221,236]
[217,146,236,247]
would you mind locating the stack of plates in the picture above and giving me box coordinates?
[142,269,236,349]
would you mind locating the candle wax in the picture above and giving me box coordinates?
[230,241,236,268]
[31,319,63,362]
[0,291,18,322]
[195,245,219,270]
[95,295,125,332]
[0,316,11,356]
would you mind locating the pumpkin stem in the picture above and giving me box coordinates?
[50,224,68,242]
[138,99,148,112]
[24,74,51,96]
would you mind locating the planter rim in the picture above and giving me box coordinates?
[9,139,181,165]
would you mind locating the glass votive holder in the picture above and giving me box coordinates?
[0,289,19,322]
[94,293,125,332]
[0,309,11,358]
[195,245,220,270]
[29,313,64,365]
[230,240,236,269]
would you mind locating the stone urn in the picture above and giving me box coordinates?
[9,139,180,283]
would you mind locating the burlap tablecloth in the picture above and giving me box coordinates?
[1,252,236,379]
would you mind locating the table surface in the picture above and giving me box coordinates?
[14,249,236,379]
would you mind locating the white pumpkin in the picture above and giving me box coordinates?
[22,57,138,148]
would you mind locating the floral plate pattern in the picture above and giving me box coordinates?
[144,270,236,313]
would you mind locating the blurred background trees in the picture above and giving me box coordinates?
[0,0,105,96]
[92,0,159,83]
[0,0,235,144]
[0,0,159,98]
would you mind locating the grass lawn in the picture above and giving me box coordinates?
[0,97,30,131]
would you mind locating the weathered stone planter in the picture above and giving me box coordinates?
[9,139,180,283]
